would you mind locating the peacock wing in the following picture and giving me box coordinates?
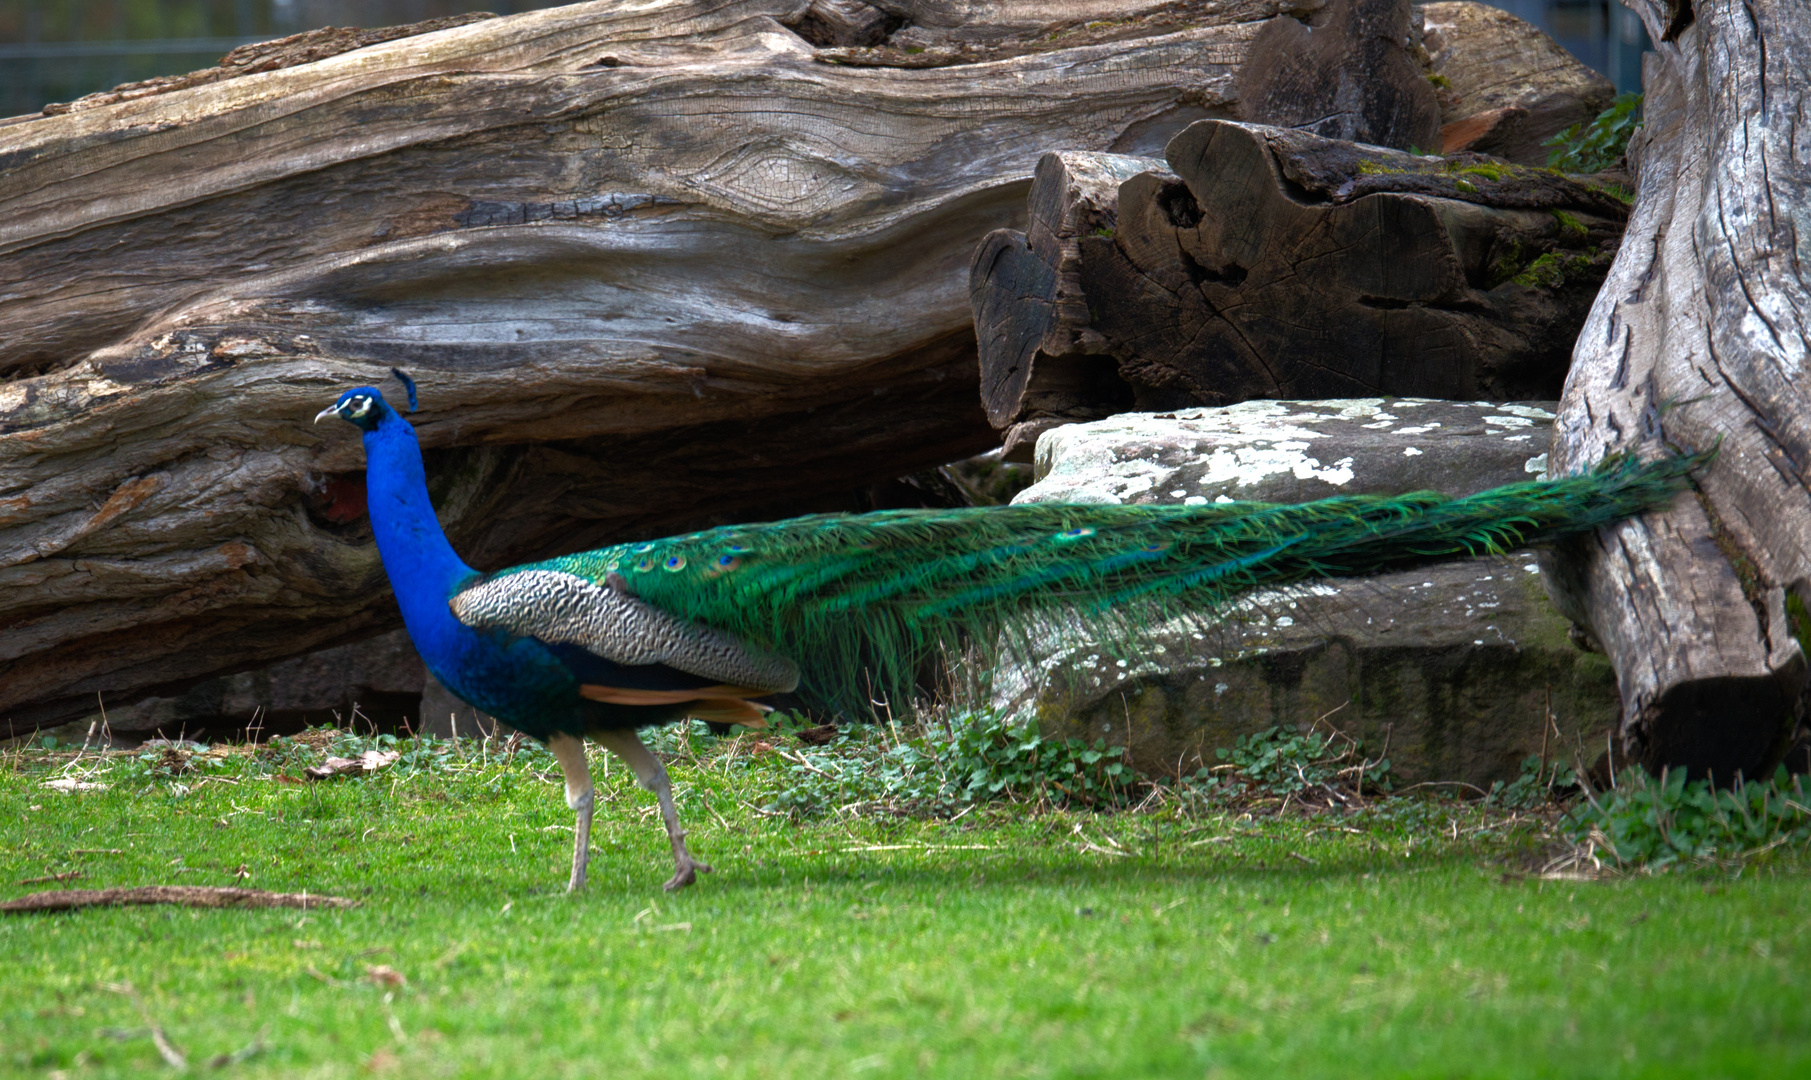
[448,569,800,694]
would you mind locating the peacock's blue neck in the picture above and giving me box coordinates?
[361,414,477,654]
[355,404,586,736]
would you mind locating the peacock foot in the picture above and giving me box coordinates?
[663,857,713,892]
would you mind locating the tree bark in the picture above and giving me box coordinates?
[1540,0,1811,780]
[973,121,1627,457]
[0,0,1293,733]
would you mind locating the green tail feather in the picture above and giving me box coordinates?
[504,451,1705,717]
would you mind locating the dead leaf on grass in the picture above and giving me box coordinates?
[305,750,400,781]
[366,964,406,987]
[795,724,840,746]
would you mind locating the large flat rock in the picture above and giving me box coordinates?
[1018,398,1556,505]
[1003,400,1619,787]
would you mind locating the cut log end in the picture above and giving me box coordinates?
[1234,0,1443,152]
[974,121,1625,447]
[1633,676,1803,781]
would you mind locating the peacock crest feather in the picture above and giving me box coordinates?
[489,451,1706,717]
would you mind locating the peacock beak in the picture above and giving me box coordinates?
[313,404,342,425]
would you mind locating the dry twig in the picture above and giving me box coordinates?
[2,886,357,914]
[104,982,187,1072]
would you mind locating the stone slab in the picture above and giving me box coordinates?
[998,557,1618,786]
[1018,398,1556,507]
[1003,401,1618,787]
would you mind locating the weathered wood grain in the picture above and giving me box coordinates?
[1540,0,1811,779]
[0,0,1293,733]
[1423,1,1616,162]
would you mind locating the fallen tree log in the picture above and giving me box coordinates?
[1540,0,1811,780]
[972,120,1628,457]
[1234,0,1618,165]
[0,0,1297,733]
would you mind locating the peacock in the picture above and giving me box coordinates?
[316,371,1702,893]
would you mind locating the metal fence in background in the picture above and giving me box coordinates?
[1486,0,1651,94]
[0,0,1654,122]
[0,0,560,117]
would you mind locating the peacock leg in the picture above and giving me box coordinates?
[593,728,712,891]
[546,733,595,892]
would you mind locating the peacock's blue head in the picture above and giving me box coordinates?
[314,369,418,432]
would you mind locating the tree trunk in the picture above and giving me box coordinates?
[0,0,1295,733]
[1540,0,1811,780]
[972,120,1627,457]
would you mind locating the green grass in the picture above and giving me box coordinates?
[4,734,1809,1079]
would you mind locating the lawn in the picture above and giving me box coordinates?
[2,728,1807,1079]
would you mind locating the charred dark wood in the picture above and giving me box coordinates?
[1540,0,1811,780]
[972,120,1626,453]
[1233,0,1442,152]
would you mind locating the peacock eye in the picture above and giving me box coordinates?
[1142,542,1169,553]
[715,554,741,570]
[605,560,620,573]
[633,557,654,573]
[726,544,750,554]
[633,543,657,554]
[1057,527,1097,540]
[664,554,686,572]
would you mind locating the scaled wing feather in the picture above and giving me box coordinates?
[449,570,800,693]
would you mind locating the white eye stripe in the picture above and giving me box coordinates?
[348,397,372,417]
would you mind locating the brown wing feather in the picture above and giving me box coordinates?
[579,684,773,729]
